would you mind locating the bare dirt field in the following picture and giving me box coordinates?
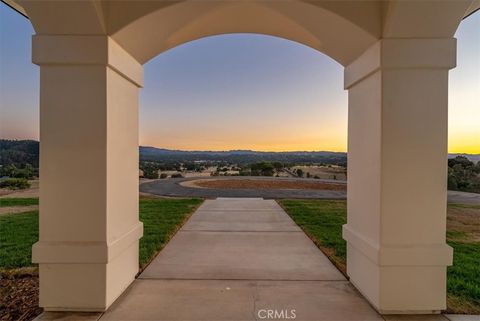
[192,178,347,191]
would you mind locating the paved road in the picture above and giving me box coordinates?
[447,190,480,205]
[101,198,383,321]
[140,176,480,204]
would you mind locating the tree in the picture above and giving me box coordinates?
[447,156,480,193]
[447,168,458,190]
[250,162,275,176]
[474,161,480,174]
[144,170,159,179]
[140,161,160,179]
[296,169,303,177]
[273,162,283,171]
[448,156,473,169]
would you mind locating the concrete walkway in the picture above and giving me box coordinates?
[100,198,383,321]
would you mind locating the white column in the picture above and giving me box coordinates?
[343,38,455,314]
[31,35,143,311]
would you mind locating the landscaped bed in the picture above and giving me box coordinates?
[0,197,202,321]
[279,199,480,314]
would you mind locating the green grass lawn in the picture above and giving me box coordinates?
[445,203,480,313]
[279,199,480,314]
[0,211,39,268]
[0,197,202,270]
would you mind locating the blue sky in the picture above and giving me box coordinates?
[0,3,478,152]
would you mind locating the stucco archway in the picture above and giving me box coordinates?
[11,0,479,314]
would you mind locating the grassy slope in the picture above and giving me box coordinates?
[139,198,203,269]
[0,197,203,270]
[279,199,480,314]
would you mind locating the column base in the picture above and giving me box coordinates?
[34,222,142,311]
[343,225,452,314]
[39,240,139,311]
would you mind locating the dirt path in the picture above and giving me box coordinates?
[0,205,39,216]
[0,180,39,198]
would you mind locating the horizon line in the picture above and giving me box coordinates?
[1,139,479,155]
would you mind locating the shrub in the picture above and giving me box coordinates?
[171,173,184,178]
[144,170,159,179]
[296,169,304,177]
[0,178,30,190]
[0,164,35,179]
[447,156,480,193]
[159,173,168,179]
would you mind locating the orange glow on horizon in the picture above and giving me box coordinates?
[139,139,348,153]
[448,138,480,154]
[139,143,348,153]
[139,135,479,154]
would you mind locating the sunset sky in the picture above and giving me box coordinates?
[0,3,478,153]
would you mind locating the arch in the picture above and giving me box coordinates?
[108,1,380,66]
[8,0,480,314]
[17,0,476,65]
[382,0,476,38]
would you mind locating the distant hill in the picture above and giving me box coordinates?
[140,146,347,165]
[448,153,480,163]
[0,139,39,168]
[1,140,479,167]
[140,146,480,164]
